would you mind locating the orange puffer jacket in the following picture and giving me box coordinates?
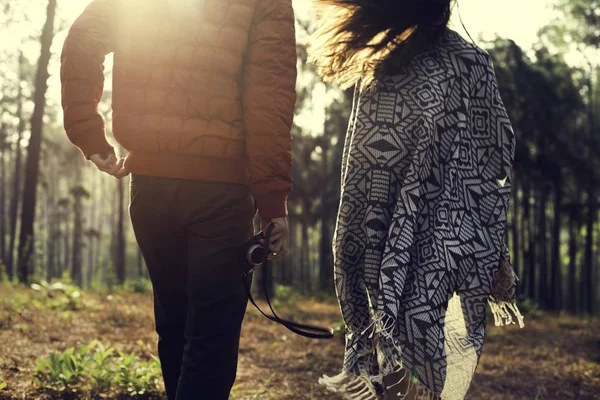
[61,0,297,219]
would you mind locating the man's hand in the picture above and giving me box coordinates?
[90,153,130,179]
[261,217,289,260]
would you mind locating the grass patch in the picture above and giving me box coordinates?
[34,340,162,397]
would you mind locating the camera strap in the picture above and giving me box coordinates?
[242,224,334,340]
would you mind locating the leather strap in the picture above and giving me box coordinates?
[242,224,334,340]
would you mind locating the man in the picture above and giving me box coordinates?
[60,0,296,399]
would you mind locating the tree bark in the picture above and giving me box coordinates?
[523,178,536,300]
[517,176,527,295]
[62,207,71,278]
[45,166,56,281]
[301,220,310,293]
[567,189,581,313]
[71,191,85,287]
[583,185,596,314]
[292,221,300,286]
[0,123,7,271]
[115,178,126,284]
[8,52,26,280]
[511,173,520,280]
[319,217,334,293]
[550,181,562,311]
[537,184,550,309]
[567,211,578,313]
[17,0,57,283]
[86,175,99,287]
[285,216,297,286]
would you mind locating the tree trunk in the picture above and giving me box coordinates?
[301,221,310,293]
[87,172,102,286]
[511,173,520,280]
[115,178,126,284]
[45,169,56,281]
[8,52,26,280]
[583,185,595,314]
[52,231,60,279]
[8,138,23,279]
[537,184,549,309]
[567,207,579,313]
[71,197,84,286]
[86,237,94,287]
[88,234,97,285]
[0,123,7,271]
[295,220,302,291]
[108,180,118,288]
[291,220,300,286]
[284,217,297,286]
[524,178,536,300]
[56,233,63,279]
[517,177,527,294]
[63,215,71,277]
[17,0,57,283]
[550,181,562,311]
[319,217,334,293]
[71,158,89,287]
[98,177,107,285]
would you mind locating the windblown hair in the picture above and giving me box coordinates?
[310,0,453,89]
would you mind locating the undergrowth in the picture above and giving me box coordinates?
[34,340,162,396]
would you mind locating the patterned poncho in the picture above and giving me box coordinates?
[320,29,523,400]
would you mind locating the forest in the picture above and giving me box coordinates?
[0,0,599,399]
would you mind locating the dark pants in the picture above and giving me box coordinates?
[129,175,255,400]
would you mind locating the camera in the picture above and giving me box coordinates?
[244,231,272,271]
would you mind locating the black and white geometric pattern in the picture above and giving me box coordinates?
[321,30,519,400]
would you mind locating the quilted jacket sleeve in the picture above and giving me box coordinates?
[242,0,297,220]
[61,0,117,159]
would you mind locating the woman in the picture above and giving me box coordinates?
[310,1,523,399]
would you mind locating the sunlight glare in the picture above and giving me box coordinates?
[2,0,557,137]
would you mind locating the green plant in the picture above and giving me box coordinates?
[30,281,85,311]
[115,352,162,395]
[124,278,153,294]
[34,347,87,387]
[34,340,162,395]
[2,290,32,316]
[88,341,116,391]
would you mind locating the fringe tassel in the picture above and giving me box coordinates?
[319,310,438,400]
[319,372,379,400]
[323,300,524,400]
[489,301,525,328]
[383,370,436,400]
[319,370,437,400]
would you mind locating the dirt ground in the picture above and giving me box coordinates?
[0,285,598,400]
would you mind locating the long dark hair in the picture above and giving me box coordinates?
[310,0,453,89]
